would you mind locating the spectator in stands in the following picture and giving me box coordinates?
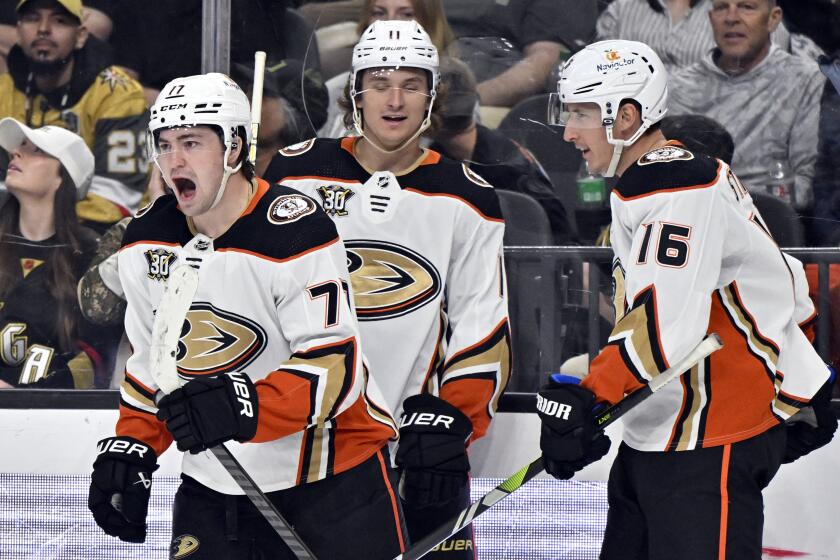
[109,0,315,108]
[428,57,576,243]
[0,0,148,234]
[0,118,113,389]
[809,54,840,245]
[444,0,597,107]
[319,0,456,137]
[597,0,824,72]
[0,0,113,74]
[669,0,825,210]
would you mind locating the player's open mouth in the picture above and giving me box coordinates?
[173,178,197,200]
[383,115,407,123]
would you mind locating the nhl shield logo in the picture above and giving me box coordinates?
[317,184,355,217]
[144,249,177,281]
[267,194,317,225]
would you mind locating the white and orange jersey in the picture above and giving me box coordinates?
[582,143,829,452]
[264,138,511,442]
[116,179,397,493]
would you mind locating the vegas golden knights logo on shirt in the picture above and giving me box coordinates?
[144,249,177,281]
[175,302,267,376]
[345,240,441,321]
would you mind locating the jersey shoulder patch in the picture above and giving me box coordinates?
[219,183,339,262]
[266,193,318,225]
[278,138,317,157]
[616,149,721,201]
[637,145,694,166]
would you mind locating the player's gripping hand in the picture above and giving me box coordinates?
[88,436,158,543]
[783,370,837,464]
[395,394,473,508]
[537,374,611,479]
[156,371,258,454]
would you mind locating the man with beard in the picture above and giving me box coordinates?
[0,0,148,233]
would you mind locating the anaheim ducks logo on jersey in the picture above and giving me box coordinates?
[267,194,317,225]
[175,302,267,376]
[345,240,441,321]
[170,534,199,558]
[638,146,694,166]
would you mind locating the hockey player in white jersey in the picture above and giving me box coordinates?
[87,72,408,559]
[536,39,837,559]
[264,20,511,559]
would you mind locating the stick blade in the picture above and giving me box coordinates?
[150,265,199,394]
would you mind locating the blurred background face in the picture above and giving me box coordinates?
[5,139,62,198]
[17,0,86,70]
[369,0,415,23]
[709,0,781,66]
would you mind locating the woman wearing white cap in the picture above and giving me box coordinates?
[0,116,111,389]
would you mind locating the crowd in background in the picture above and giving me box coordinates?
[0,0,838,391]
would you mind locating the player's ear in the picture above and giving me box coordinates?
[614,102,640,139]
[227,135,242,167]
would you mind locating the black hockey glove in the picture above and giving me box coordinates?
[88,436,158,543]
[537,374,611,480]
[156,371,259,454]
[395,394,473,508]
[782,371,837,464]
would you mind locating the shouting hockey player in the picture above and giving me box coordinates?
[87,72,408,559]
[264,20,511,559]
[536,39,837,559]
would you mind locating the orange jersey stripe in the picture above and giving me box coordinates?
[718,444,731,560]
[217,236,340,264]
[120,240,180,251]
[376,449,407,553]
[116,404,173,457]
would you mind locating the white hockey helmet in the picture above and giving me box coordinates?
[549,40,668,177]
[148,72,251,157]
[350,19,440,97]
[349,20,439,153]
[148,73,252,207]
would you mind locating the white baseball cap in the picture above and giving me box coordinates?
[0,117,94,200]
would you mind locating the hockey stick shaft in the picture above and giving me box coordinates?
[150,241,318,559]
[395,333,723,560]
[248,50,266,166]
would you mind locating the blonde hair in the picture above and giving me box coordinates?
[357,0,456,53]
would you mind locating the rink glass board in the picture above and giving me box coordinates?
[0,474,607,559]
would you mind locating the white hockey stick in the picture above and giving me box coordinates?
[394,333,724,560]
[248,50,266,167]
